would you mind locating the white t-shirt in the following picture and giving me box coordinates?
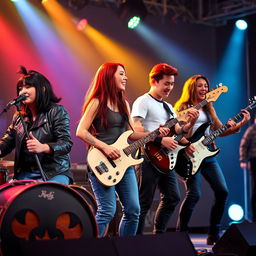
[131,93,176,132]
[191,110,211,136]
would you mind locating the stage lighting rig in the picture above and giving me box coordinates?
[118,0,147,29]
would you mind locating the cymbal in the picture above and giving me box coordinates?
[0,160,14,167]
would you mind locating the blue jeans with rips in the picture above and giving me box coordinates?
[176,157,229,234]
[89,166,140,237]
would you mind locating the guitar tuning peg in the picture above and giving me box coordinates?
[219,83,223,87]
[212,87,215,90]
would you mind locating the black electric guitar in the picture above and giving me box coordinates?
[144,85,228,174]
[175,98,256,178]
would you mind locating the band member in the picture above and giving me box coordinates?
[131,63,199,234]
[0,66,73,185]
[174,74,250,244]
[240,114,256,222]
[76,62,168,237]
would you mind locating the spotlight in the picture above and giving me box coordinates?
[68,0,89,10]
[128,16,141,29]
[118,0,147,29]
[235,19,248,30]
[228,204,244,221]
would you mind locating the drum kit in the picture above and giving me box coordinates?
[0,160,99,256]
[0,160,14,184]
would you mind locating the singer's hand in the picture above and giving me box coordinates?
[26,132,51,154]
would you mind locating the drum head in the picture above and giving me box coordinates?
[0,182,98,255]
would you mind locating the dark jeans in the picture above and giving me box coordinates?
[137,158,180,234]
[176,157,229,234]
[250,158,256,222]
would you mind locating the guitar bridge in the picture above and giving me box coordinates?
[95,162,109,174]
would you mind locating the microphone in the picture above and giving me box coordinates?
[4,94,27,112]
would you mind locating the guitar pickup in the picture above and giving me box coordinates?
[95,162,109,174]
[107,157,116,168]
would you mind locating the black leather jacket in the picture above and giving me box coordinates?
[0,104,73,181]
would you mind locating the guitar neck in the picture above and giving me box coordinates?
[124,118,179,155]
[203,106,251,146]
[194,99,209,110]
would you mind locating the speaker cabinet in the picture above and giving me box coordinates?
[113,232,196,256]
[213,221,256,256]
[17,232,196,256]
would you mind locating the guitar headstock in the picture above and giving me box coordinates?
[177,83,228,122]
[205,83,228,103]
[247,96,256,110]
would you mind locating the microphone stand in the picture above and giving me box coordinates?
[15,102,47,181]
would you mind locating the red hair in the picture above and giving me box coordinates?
[149,63,178,85]
[82,62,129,132]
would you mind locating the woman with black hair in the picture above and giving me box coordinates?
[0,66,73,184]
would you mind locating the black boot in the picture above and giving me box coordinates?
[206,225,220,245]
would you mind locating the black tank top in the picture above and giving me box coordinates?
[93,108,126,145]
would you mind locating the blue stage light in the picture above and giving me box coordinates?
[228,204,244,221]
[235,20,248,30]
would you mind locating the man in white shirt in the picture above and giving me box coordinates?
[131,63,198,234]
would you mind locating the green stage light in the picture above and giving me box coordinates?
[128,16,141,29]
[118,0,147,29]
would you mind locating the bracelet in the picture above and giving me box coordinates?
[154,137,163,146]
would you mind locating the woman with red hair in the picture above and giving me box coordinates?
[76,62,168,237]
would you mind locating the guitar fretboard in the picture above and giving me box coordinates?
[123,118,179,155]
[194,99,208,110]
[202,104,254,146]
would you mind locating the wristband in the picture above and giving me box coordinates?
[154,137,163,146]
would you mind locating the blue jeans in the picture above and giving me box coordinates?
[89,167,140,237]
[176,157,229,233]
[15,171,70,185]
[137,158,180,234]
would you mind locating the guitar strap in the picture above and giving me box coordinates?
[148,93,174,117]
[206,111,218,150]
[203,109,217,150]
[124,114,134,131]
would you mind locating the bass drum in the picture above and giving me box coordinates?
[0,181,98,256]
[69,185,97,214]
